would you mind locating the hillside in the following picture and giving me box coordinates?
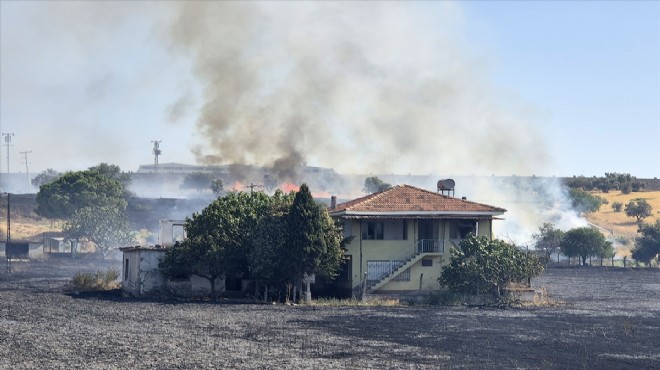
[585,190,660,253]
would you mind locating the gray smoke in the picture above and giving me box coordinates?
[166,2,549,178]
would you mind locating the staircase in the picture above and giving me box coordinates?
[367,239,443,293]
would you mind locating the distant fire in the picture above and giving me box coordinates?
[279,183,299,193]
[230,181,244,192]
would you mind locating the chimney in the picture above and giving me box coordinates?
[330,196,337,210]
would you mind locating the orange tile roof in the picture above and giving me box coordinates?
[330,185,506,215]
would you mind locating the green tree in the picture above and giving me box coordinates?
[283,184,344,300]
[211,178,224,195]
[180,172,214,193]
[631,220,660,266]
[611,202,623,212]
[88,163,131,189]
[625,198,653,222]
[36,170,127,220]
[63,206,135,257]
[439,235,544,297]
[568,188,602,214]
[560,227,610,266]
[159,192,274,297]
[248,190,295,299]
[532,223,564,262]
[31,169,62,188]
[363,176,392,194]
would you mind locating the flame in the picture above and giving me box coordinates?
[230,181,244,192]
[279,182,299,193]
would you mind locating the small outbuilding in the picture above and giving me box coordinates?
[0,240,44,259]
[120,246,168,296]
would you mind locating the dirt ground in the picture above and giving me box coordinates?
[1,259,659,369]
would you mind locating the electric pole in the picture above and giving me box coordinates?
[2,133,14,173]
[151,140,162,172]
[244,182,263,194]
[20,150,32,190]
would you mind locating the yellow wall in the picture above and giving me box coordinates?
[342,218,496,292]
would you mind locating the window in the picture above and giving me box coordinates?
[363,222,384,240]
[402,220,408,240]
[422,259,433,267]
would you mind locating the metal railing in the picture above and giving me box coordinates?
[364,239,445,291]
[415,239,444,254]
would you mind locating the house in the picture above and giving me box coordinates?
[328,184,506,297]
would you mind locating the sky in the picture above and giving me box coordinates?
[1,1,658,178]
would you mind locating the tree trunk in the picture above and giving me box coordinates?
[210,277,216,299]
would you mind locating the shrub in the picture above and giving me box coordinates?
[71,267,120,291]
[439,235,544,297]
[612,202,623,212]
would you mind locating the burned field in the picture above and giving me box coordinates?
[1,261,659,369]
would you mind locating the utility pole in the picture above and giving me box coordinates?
[151,140,162,172]
[5,193,10,274]
[244,183,263,194]
[20,150,32,190]
[2,133,14,173]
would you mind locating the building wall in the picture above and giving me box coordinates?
[122,249,167,296]
[0,242,44,259]
[342,218,495,292]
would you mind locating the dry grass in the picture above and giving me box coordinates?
[0,214,63,240]
[69,267,120,291]
[586,190,660,244]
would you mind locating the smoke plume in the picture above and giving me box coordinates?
[166,2,549,178]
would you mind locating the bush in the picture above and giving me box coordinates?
[71,268,120,291]
[612,202,623,212]
[439,235,544,297]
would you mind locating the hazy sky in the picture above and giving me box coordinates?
[1,1,658,178]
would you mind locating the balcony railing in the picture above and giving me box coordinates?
[415,239,444,254]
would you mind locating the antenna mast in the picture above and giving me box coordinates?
[151,140,162,172]
[2,133,14,173]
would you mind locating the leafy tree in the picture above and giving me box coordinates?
[595,239,614,266]
[180,172,214,193]
[625,198,653,222]
[439,235,544,297]
[36,169,131,257]
[283,184,344,299]
[568,188,602,214]
[532,223,564,262]
[159,192,274,297]
[248,191,295,299]
[560,227,610,266]
[632,220,660,266]
[88,163,131,188]
[63,206,135,257]
[611,202,623,212]
[211,178,224,195]
[363,176,392,194]
[36,170,127,220]
[31,169,62,188]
